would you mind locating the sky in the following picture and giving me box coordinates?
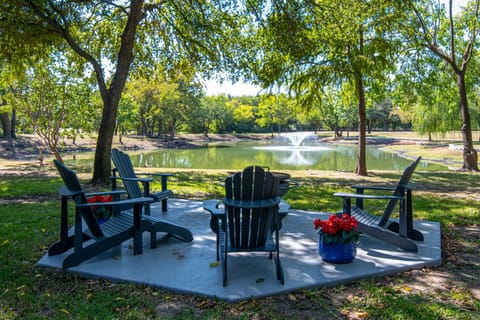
[204,79,262,96]
[204,0,469,96]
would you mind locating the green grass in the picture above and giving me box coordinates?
[1,167,479,319]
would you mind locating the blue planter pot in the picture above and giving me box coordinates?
[318,237,357,263]
[97,218,109,225]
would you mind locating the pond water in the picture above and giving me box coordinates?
[69,137,447,171]
[128,142,445,171]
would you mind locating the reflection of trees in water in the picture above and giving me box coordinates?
[120,144,447,171]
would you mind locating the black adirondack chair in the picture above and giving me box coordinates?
[204,166,285,286]
[111,148,193,244]
[111,148,173,213]
[49,160,153,268]
[334,157,424,252]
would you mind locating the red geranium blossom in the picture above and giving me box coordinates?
[313,214,360,244]
[87,195,113,220]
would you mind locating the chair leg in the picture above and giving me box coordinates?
[275,251,285,284]
[150,230,157,248]
[216,233,220,261]
[221,250,227,286]
[387,222,424,241]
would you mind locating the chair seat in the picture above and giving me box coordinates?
[220,229,276,253]
[351,206,383,226]
[87,212,134,238]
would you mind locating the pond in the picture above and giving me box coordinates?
[69,136,446,171]
[124,142,445,171]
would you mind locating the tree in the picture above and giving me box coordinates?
[256,94,295,135]
[3,1,242,183]
[244,0,404,176]
[405,0,479,171]
[8,56,92,162]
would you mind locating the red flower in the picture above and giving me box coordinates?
[313,213,360,244]
[88,195,113,220]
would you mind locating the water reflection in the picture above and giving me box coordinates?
[67,140,447,171]
[126,141,445,171]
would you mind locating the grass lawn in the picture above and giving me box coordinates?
[1,160,479,319]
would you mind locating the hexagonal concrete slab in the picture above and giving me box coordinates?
[38,199,441,302]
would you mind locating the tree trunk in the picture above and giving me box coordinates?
[457,73,479,171]
[9,109,16,138]
[1,112,10,138]
[1,112,15,158]
[355,72,368,176]
[92,96,117,183]
[169,119,176,141]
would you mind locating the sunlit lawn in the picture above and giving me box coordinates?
[0,164,479,319]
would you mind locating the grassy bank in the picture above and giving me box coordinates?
[1,164,479,319]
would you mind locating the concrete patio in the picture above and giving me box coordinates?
[37,199,442,302]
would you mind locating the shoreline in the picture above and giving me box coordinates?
[0,133,465,172]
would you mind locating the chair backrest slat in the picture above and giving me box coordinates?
[379,157,421,226]
[111,149,143,198]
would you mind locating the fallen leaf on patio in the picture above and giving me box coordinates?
[39,245,48,250]
[288,294,297,302]
[209,261,220,267]
[0,240,9,247]
[256,278,265,283]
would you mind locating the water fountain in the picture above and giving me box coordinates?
[281,131,318,148]
[254,132,331,166]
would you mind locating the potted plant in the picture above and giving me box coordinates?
[87,195,113,224]
[313,213,360,263]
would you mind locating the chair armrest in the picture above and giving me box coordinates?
[138,173,172,191]
[203,199,224,217]
[59,186,82,198]
[111,176,153,183]
[138,173,174,178]
[334,192,403,201]
[351,185,395,192]
[222,197,281,209]
[76,197,153,208]
[85,190,126,197]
